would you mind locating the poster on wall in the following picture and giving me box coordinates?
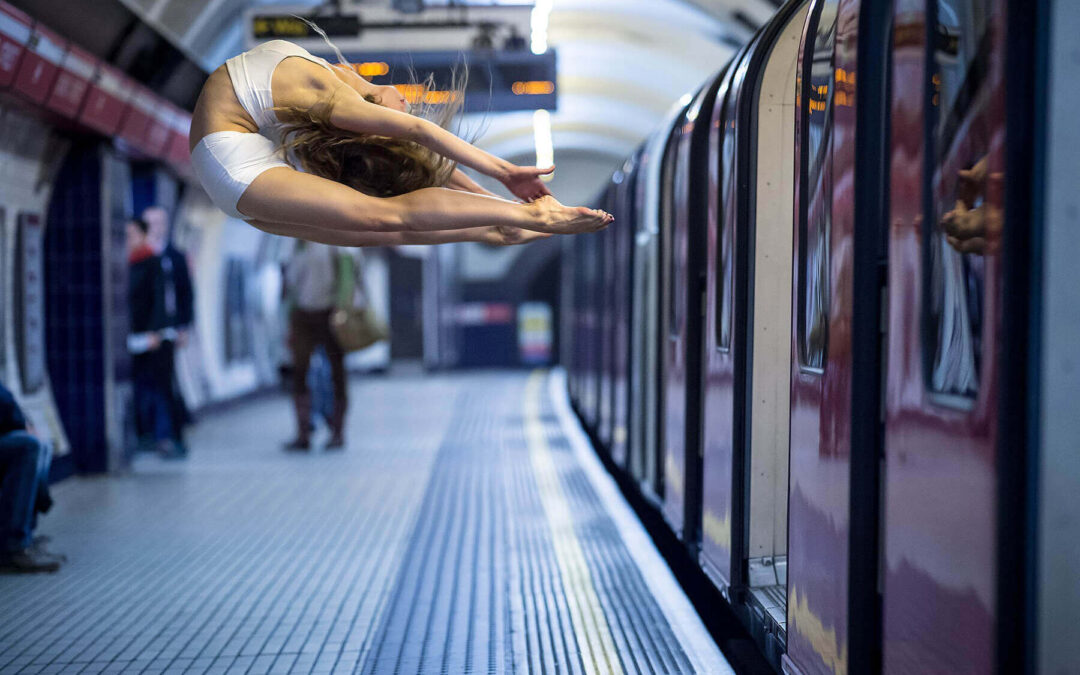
[15,212,44,394]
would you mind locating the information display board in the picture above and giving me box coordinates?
[341,49,557,113]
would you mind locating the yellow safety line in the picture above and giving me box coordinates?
[523,370,625,675]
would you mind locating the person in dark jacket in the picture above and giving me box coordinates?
[127,217,177,458]
[143,207,195,454]
[0,381,62,573]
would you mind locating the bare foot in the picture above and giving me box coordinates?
[529,196,613,234]
[483,226,553,246]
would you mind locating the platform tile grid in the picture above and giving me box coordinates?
[0,371,724,674]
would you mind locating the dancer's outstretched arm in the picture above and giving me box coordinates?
[446,169,501,198]
[237,166,610,237]
[327,88,553,201]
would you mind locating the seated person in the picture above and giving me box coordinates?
[0,380,63,573]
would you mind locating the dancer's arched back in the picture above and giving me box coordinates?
[189,40,612,246]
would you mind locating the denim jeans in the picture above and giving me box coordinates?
[0,431,43,552]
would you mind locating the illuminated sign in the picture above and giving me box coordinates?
[252,14,361,39]
[338,49,556,113]
[511,80,555,95]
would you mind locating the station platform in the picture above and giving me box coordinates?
[0,370,730,675]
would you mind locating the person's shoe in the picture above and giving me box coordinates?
[0,548,61,574]
[30,537,67,563]
[284,438,311,452]
[325,434,345,451]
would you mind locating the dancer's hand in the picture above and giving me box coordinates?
[528,196,613,235]
[501,165,555,202]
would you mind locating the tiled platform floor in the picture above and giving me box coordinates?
[0,371,729,674]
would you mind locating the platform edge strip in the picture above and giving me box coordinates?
[546,368,735,675]
[524,371,625,675]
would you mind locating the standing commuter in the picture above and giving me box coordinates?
[283,242,355,450]
[0,380,63,573]
[126,218,177,458]
[143,207,195,455]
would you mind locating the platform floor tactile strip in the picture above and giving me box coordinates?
[0,371,730,674]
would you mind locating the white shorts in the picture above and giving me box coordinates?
[190,131,291,220]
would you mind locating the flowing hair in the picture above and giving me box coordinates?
[275,21,467,197]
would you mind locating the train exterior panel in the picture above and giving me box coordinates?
[662,77,723,542]
[881,0,1009,670]
[564,0,1056,670]
[699,60,742,589]
[609,155,640,468]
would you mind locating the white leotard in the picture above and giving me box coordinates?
[191,40,337,219]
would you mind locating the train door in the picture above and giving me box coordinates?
[660,80,713,540]
[610,154,639,468]
[699,61,741,589]
[629,106,684,501]
[700,3,811,661]
[656,113,686,511]
[882,0,1016,670]
[561,233,578,402]
[597,186,616,450]
[579,226,601,432]
[784,0,885,672]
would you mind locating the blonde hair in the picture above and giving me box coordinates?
[276,73,466,198]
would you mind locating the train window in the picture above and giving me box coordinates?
[922,0,995,402]
[716,94,736,350]
[797,0,838,371]
[662,127,682,338]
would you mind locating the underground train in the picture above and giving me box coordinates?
[563,0,1075,672]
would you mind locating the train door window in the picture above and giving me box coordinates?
[922,0,994,403]
[796,0,839,371]
[661,127,682,338]
[716,92,736,351]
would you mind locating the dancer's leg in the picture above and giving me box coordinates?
[236,167,610,239]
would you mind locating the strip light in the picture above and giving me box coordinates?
[533,109,554,182]
[531,0,552,55]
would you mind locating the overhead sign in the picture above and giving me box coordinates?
[341,49,557,113]
[251,14,361,40]
[245,4,533,54]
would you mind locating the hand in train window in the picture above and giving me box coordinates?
[923,0,998,402]
[941,156,1003,254]
[797,0,838,372]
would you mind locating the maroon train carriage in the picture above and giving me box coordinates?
[563,0,1050,671]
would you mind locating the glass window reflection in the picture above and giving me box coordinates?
[798,0,837,371]
[924,0,994,401]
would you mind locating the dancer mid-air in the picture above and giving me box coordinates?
[189,39,612,246]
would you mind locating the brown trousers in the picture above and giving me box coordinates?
[289,308,348,439]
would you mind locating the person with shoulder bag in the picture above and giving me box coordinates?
[329,249,388,354]
[284,242,357,450]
